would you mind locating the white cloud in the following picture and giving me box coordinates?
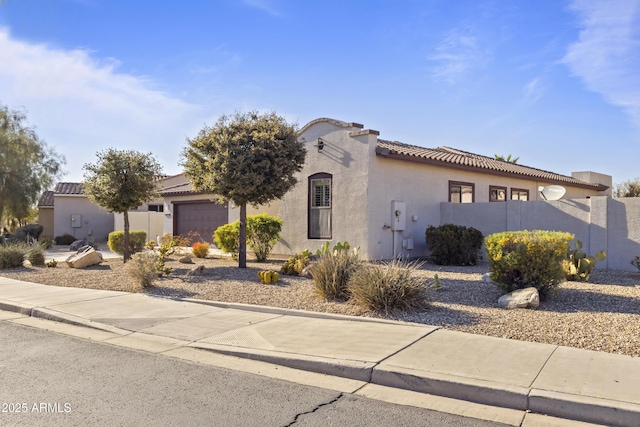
[429,28,490,84]
[563,0,640,129]
[523,77,543,104]
[242,0,283,17]
[0,27,204,181]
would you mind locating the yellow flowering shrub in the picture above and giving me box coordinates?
[485,230,573,300]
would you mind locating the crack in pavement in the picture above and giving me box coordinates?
[283,393,344,426]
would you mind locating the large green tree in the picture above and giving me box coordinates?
[0,105,64,228]
[614,178,640,198]
[181,111,306,268]
[83,149,163,262]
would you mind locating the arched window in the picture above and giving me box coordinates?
[308,173,332,239]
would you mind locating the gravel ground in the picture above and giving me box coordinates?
[1,249,639,357]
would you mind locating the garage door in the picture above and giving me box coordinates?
[173,201,228,242]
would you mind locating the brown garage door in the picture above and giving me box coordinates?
[173,201,228,242]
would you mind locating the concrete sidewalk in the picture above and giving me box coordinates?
[1,276,639,427]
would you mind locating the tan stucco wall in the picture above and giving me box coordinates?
[274,119,609,260]
[274,121,373,257]
[53,195,114,242]
[113,212,164,242]
[37,207,54,239]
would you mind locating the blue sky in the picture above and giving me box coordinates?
[1,0,639,186]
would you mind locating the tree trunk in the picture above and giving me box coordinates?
[123,210,131,263]
[238,203,247,268]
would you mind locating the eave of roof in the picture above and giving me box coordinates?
[375,140,608,191]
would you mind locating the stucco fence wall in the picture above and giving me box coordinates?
[440,196,640,272]
[113,212,165,243]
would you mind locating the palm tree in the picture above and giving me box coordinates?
[494,154,519,163]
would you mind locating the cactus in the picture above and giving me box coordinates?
[563,240,606,282]
[258,270,280,284]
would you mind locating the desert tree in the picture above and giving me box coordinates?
[181,111,306,268]
[83,149,162,262]
[613,178,640,198]
[0,104,64,228]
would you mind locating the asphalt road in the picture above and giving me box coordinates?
[0,321,506,426]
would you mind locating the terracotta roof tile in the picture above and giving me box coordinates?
[54,182,85,195]
[37,191,54,207]
[376,140,607,190]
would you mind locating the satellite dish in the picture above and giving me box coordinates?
[538,185,566,200]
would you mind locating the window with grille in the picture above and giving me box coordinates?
[309,173,332,239]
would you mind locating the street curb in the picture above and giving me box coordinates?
[1,298,636,427]
[529,389,640,427]
[189,341,376,382]
[30,307,131,336]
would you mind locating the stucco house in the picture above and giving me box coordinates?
[40,117,611,259]
[271,118,610,260]
[37,182,113,242]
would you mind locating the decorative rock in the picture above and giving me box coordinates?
[70,239,92,251]
[66,247,103,269]
[186,265,205,276]
[498,287,540,310]
[481,273,492,283]
[179,255,193,264]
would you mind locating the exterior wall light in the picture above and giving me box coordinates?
[316,138,326,152]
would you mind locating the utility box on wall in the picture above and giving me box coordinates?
[391,201,406,231]
[71,214,82,228]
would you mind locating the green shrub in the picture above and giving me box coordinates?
[54,233,76,245]
[125,252,159,287]
[247,214,283,262]
[0,243,26,269]
[38,236,55,249]
[214,214,284,261]
[26,245,45,266]
[46,259,58,268]
[311,251,361,300]
[349,259,430,314]
[426,224,483,265]
[280,250,312,275]
[192,242,210,258]
[562,240,607,282]
[213,222,240,258]
[107,230,147,256]
[485,230,573,300]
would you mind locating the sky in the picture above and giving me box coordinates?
[0,0,639,186]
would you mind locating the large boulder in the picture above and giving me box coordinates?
[498,287,540,309]
[66,247,103,269]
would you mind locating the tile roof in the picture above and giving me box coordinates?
[160,181,198,196]
[37,191,54,207]
[375,140,608,190]
[54,182,85,195]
